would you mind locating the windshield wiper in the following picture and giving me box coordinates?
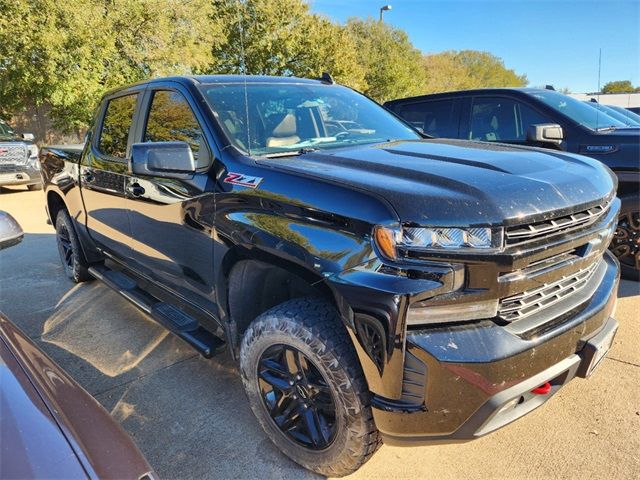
[263,148,318,158]
[596,125,618,132]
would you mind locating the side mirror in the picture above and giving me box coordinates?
[21,133,35,141]
[0,212,24,250]
[527,124,564,145]
[129,142,196,179]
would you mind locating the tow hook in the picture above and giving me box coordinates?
[531,382,552,395]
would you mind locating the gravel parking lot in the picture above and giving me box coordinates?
[1,186,639,480]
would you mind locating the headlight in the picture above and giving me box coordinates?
[27,144,39,159]
[401,227,494,249]
[374,225,503,260]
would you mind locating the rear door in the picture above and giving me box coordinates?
[124,84,217,311]
[81,89,142,259]
[393,98,462,138]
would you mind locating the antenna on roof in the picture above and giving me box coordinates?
[545,85,555,91]
[236,0,251,155]
[596,47,602,129]
[319,72,335,85]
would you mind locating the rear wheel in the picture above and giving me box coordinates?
[610,202,640,281]
[55,209,92,283]
[240,298,381,477]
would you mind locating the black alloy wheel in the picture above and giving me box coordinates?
[611,210,640,278]
[257,344,337,450]
[56,222,74,272]
[55,209,93,283]
[240,297,381,476]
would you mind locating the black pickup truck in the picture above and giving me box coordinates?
[385,88,640,279]
[40,75,620,476]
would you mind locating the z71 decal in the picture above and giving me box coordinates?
[223,172,264,189]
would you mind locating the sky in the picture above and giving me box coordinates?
[308,0,640,93]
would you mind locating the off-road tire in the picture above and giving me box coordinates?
[610,197,640,281]
[240,298,381,477]
[55,209,92,283]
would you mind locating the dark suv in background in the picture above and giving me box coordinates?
[385,88,640,279]
[0,119,42,191]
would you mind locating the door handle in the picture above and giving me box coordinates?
[126,182,145,197]
[81,170,95,183]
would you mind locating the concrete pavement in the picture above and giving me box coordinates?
[1,186,638,480]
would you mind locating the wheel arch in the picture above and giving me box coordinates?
[218,246,352,356]
[46,190,67,227]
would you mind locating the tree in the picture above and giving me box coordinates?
[346,18,425,102]
[602,80,639,94]
[0,0,219,130]
[0,0,108,126]
[207,0,365,89]
[422,50,527,93]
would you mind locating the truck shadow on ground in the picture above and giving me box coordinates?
[0,232,320,480]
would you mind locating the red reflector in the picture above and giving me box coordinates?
[531,382,551,395]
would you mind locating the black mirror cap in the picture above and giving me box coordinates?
[527,123,564,145]
[0,212,24,251]
[129,142,196,179]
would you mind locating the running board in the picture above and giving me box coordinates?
[88,265,225,358]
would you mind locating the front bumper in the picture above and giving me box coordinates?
[0,164,41,186]
[372,251,619,445]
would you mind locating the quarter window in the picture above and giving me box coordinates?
[470,97,551,142]
[98,94,138,158]
[144,90,207,167]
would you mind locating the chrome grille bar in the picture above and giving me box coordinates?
[0,142,28,165]
[498,261,599,322]
[505,202,609,245]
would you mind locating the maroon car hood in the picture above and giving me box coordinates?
[0,314,153,479]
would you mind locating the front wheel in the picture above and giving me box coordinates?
[240,298,381,477]
[610,201,640,281]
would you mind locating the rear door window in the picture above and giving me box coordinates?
[470,97,551,142]
[396,100,459,138]
[98,94,139,159]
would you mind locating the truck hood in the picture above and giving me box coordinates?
[264,139,616,226]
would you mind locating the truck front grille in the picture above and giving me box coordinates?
[0,143,28,165]
[505,202,610,246]
[498,261,599,323]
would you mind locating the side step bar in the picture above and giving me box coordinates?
[88,265,225,358]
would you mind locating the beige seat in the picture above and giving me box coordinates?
[266,113,300,147]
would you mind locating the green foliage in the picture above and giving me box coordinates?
[602,80,639,93]
[422,50,528,93]
[346,18,425,103]
[0,0,218,129]
[1,0,530,131]
[206,0,365,89]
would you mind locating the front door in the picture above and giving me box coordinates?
[466,96,553,145]
[124,86,217,312]
[80,90,142,260]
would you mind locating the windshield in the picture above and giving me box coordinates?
[199,82,420,156]
[531,90,627,130]
[0,120,14,139]
[584,101,640,127]
[605,104,640,126]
